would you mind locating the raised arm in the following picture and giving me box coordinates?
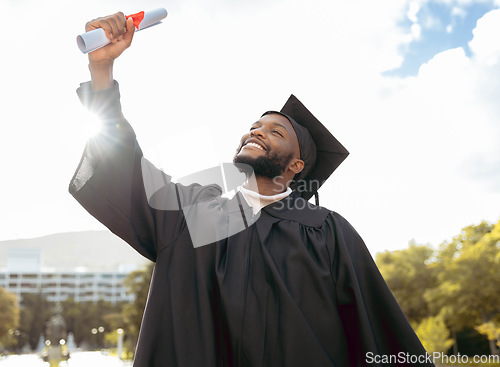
[85,12,135,90]
[71,12,223,262]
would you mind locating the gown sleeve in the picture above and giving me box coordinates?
[69,81,220,262]
[329,212,434,367]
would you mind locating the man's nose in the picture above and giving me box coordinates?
[250,127,266,138]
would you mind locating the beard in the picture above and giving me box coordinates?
[233,149,294,179]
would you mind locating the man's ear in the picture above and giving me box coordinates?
[289,158,304,175]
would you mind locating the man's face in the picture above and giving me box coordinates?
[233,113,301,179]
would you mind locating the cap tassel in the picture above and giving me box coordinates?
[314,192,319,206]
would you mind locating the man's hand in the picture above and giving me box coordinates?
[85,12,135,90]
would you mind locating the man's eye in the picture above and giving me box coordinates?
[273,130,283,137]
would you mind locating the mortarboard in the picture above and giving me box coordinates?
[263,94,349,202]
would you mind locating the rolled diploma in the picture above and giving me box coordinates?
[77,8,168,54]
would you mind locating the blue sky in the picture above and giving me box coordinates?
[0,0,499,256]
[388,0,499,76]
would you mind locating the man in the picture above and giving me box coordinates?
[70,12,434,367]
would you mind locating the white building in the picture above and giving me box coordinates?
[0,249,135,304]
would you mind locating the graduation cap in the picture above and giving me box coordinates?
[262,94,349,203]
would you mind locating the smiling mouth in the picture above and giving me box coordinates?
[244,141,266,151]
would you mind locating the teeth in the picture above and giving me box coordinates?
[246,142,264,150]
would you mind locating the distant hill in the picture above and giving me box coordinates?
[0,231,151,271]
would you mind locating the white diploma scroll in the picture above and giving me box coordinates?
[76,8,168,54]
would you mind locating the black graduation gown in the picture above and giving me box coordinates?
[70,82,434,367]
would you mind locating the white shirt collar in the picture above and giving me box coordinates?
[239,186,293,215]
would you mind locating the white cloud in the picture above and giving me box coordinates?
[436,0,491,5]
[451,6,467,17]
[411,23,422,39]
[347,8,500,251]
[314,6,500,253]
[421,13,442,29]
[469,9,500,65]
[408,1,421,22]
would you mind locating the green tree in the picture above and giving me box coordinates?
[376,243,437,324]
[61,298,124,349]
[415,314,454,354]
[426,220,500,355]
[102,311,126,348]
[0,287,20,346]
[19,293,53,351]
[60,298,85,346]
[475,321,500,353]
[122,262,154,351]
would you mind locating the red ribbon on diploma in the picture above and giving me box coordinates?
[126,11,145,29]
